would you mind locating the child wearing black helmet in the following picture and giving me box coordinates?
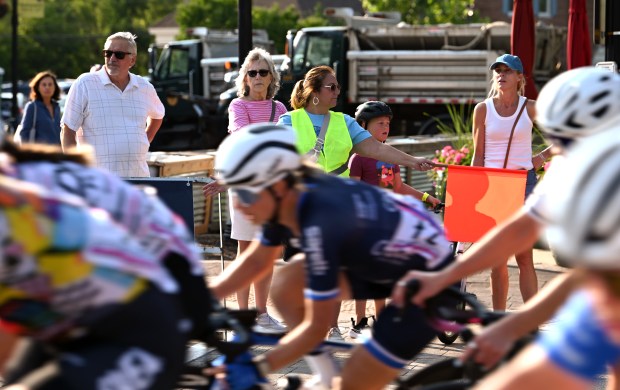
[348,101,441,339]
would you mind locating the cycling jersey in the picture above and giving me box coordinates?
[261,174,453,367]
[537,290,620,381]
[261,174,452,300]
[7,160,203,293]
[0,175,173,341]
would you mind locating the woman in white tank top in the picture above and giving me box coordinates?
[470,54,550,311]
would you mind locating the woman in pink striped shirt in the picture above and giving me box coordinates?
[205,48,287,332]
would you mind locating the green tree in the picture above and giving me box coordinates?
[362,0,486,25]
[0,0,176,81]
[177,0,238,32]
[177,0,330,54]
[252,5,299,54]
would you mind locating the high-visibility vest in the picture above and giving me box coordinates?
[291,109,351,177]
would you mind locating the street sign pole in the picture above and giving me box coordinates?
[10,0,18,132]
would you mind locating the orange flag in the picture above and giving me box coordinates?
[443,165,527,242]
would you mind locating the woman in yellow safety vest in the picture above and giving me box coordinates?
[277,65,434,178]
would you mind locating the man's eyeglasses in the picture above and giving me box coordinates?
[247,69,270,78]
[103,50,133,60]
[322,83,341,92]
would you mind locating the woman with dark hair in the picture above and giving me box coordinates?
[16,71,62,144]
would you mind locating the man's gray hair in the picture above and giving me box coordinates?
[106,32,138,55]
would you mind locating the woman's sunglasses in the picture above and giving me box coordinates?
[247,69,270,78]
[322,83,341,92]
[103,50,132,60]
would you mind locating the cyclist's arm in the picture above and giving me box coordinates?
[463,271,580,368]
[0,330,18,373]
[476,344,593,390]
[608,362,620,390]
[393,209,542,306]
[263,296,338,372]
[210,240,281,300]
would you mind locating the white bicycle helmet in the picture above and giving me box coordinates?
[536,67,620,144]
[546,130,620,269]
[215,123,300,200]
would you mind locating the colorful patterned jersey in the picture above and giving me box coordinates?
[0,176,166,340]
[7,160,203,292]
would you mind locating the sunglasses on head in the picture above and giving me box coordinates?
[103,50,133,60]
[247,69,270,78]
[322,83,341,92]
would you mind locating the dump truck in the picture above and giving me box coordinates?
[148,28,274,151]
[277,7,566,135]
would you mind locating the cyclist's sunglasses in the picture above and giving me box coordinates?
[247,69,270,78]
[103,50,133,60]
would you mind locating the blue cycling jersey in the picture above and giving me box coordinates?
[260,174,453,300]
[537,290,620,381]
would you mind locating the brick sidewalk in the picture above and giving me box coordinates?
[199,248,566,388]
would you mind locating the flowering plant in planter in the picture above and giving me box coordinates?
[428,144,473,199]
[424,104,475,200]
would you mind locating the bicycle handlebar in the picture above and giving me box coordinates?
[202,300,255,362]
[402,279,504,329]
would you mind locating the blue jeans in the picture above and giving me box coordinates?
[525,169,538,200]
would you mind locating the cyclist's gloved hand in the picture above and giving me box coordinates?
[216,352,268,390]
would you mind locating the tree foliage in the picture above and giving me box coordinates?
[0,0,486,84]
[0,0,176,81]
[177,0,330,54]
[362,0,486,25]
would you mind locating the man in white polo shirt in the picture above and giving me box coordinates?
[61,32,164,177]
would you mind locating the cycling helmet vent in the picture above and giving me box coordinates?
[215,123,301,192]
[536,67,620,142]
[355,101,393,127]
[546,131,620,269]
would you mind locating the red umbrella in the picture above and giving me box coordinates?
[511,0,538,99]
[567,0,592,69]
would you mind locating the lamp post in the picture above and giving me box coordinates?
[10,0,18,132]
[238,0,252,66]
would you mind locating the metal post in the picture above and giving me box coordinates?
[10,0,18,132]
[238,0,252,64]
[605,0,620,65]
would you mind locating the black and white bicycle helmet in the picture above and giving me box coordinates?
[536,67,620,145]
[215,123,300,194]
[546,130,620,269]
[355,101,393,127]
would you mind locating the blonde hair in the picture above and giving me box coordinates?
[235,47,281,99]
[487,71,526,98]
[290,65,334,110]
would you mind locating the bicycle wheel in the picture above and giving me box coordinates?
[396,358,466,389]
[436,280,467,345]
